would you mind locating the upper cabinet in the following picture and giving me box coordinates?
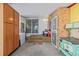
[69,4,79,23]
[14,10,19,25]
[3,4,14,24]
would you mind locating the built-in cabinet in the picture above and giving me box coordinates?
[13,10,19,51]
[4,23,14,55]
[0,3,19,56]
[69,4,79,23]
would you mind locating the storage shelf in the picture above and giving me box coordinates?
[66,23,79,29]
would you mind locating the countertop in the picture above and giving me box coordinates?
[60,37,79,45]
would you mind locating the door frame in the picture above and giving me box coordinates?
[51,16,58,46]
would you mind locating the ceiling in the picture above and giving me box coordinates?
[9,3,71,18]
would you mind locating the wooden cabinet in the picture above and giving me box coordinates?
[14,11,19,25]
[3,4,14,24]
[4,23,13,56]
[13,10,19,50]
[0,3,20,56]
[13,25,19,50]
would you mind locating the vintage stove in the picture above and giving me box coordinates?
[59,23,79,56]
[59,38,79,56]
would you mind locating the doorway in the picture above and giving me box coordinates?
[51,16,58,45]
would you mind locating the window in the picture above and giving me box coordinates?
[32,19,38,33]
[26,19,38,33]
[26,20,31,33]
[21,22,25,33]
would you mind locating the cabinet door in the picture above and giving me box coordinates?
[13,25,19,50]
[3,25,9,56]
[3,4,14,24]
[14,11,19,25]
[4,23,13,55]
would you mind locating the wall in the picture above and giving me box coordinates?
[49,8,70,38]
[19,16,26,33]
[58,8,70,38]
[0,3,3,55]
[19,16,26,46]
[70,29,79,39]
[25,18,39,36]
[69,4,79,39]
[49,7,70,48]
[70,4,79,23]
[25,18,48,36]
[38,18,48,34]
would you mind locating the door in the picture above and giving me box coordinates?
[13,25,19,50]
[4,23,13,55]
[51,16,58,45]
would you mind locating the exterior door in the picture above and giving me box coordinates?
[51,16,58,45]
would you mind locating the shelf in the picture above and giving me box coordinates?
[66,23,79,29]
[73,23,79,28]
[66,24,73,29]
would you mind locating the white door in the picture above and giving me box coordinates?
[51,16,58,45]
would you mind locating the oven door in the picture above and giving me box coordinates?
[64,43,73,55]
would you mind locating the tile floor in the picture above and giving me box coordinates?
[11,42,64,56]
